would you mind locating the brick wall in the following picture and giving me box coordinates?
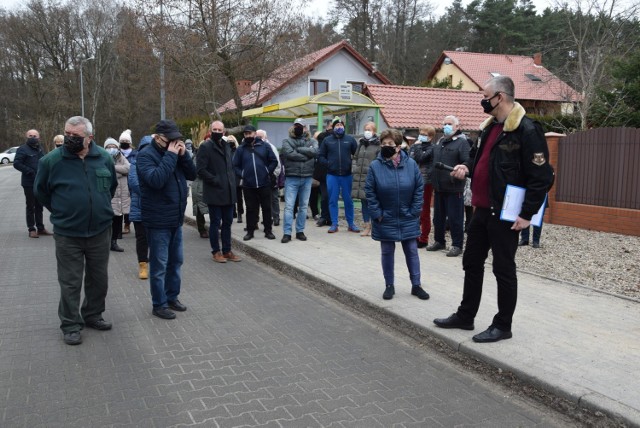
[545,133,640,236]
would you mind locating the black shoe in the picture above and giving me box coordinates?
[110,240,124,252]
[85,318,112,330]
[168,300,187,312]
[281,234,291,243]
[411,286,430,300]
[433,313,475,330]
[426,242,446,251]
[532,242,540,248]
[265,231,276,240]
[472,326,513,343]
[382,285,395,300]
[273,219,280,226]
[296,232,307,241]
[316,218,330,227]
[243,233,254,241]
[446,246,462,257]
[152,307,176,319]
[518,240,529,246]
[63,331,82,345]
[237,215,243,224]
[417,241,428,249]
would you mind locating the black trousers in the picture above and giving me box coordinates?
[235,186,244,216]
[134,221,148,262]
[112,215,123,241]
[244,186,272,234]
[457,208,520,331]
[23,186,44,232]
[308,185,320,217]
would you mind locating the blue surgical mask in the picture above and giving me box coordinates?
[106,147,119,157]
[443,125,454,136]
[334,128,345,137]
[418,135,430,143]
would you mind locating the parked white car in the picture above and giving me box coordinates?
[0,146,18,164]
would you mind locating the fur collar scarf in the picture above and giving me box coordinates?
[479,102,526,133]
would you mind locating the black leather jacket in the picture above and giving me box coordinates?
[466,103,554,220]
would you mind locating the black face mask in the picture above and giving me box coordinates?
[381,146,397,158]
[119,142,130,150]
[211,132,223,142]
[26,137,40,148]
[481,93,500,114]
[244,137,255,145]
[293,127,304,137]
[64,135,85,154]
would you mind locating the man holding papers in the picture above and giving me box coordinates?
[433,75,554,343]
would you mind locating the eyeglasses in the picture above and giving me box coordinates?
[483,92,502,100]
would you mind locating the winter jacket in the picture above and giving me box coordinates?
[127,136,151,223]
[13,143,45,187]
[281,127,318,178]
[351,136,380,199]
[365,150,423,242]
[111,152,131,216]
[136,140,197,229]
[196,138,237,206]
[408,141,434,185]
[232,138,278,189]
[467,102,554,220]
[432,131,470,193]
[318,133,357,176]
[34,141,117,237]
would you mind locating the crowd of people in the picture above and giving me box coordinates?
[15,76,554,346]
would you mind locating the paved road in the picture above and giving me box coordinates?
[0,166,577,427]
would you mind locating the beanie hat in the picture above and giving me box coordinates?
[119,129,132,143]
[104,137,119,148]
[331,116,344,128]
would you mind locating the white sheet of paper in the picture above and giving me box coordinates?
[500,185,546,227]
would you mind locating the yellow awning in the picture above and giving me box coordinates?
[242,90,382,120]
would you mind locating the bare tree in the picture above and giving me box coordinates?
[135,0,308,125]
[553,0,639,129]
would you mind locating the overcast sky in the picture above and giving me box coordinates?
[1,0,554,17]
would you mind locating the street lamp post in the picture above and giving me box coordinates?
[80,56,94,118]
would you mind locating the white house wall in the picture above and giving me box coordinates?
[256,50,387,148]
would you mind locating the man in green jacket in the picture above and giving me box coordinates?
[34,116,117,346]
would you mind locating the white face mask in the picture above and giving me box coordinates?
[363,130,374,140]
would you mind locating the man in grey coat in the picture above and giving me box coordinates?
[280,118,318,243]
[196,120,240,263]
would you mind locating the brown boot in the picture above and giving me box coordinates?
[212,251,227,263]
[138,262,148,280]
[123,224,130,234]
[360,222,371,237]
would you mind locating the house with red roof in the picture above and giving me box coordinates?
[217,40,391,147]
[426,51,581,116]
[364,84,488,133]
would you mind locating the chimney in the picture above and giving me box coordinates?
[533,52,542,66]
[236,80,252,97]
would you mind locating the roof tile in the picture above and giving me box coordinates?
[365,85,488,130]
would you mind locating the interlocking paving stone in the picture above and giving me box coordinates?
[0,168,577,427]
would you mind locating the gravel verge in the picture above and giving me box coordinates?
[512,223,640,300]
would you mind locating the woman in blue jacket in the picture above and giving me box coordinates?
[365,129,429,301]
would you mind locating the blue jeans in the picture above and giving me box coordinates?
[283,176,312,235]
[327,174,355,226]
[147,227,183,308]
[361,198,371,223]
[208,204,234,254]
[380,239,421,287]
[433,191,465,249]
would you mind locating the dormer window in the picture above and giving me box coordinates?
[490,72,501,77]
[525,73,542,81]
